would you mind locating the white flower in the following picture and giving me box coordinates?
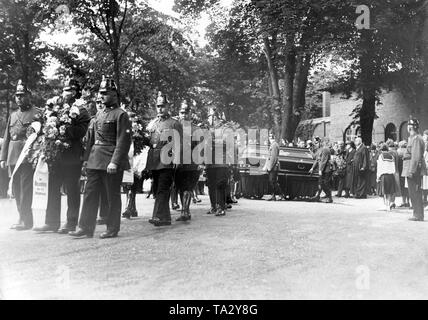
[47,116,58,125]
[69,106,80,118]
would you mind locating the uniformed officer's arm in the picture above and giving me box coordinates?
[0,116,11,165]
[66,108,91,140]
[174,121,183,166]
[111,112,132,167]
[83,118,95,162]
[409,137,424,175]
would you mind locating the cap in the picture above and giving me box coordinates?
[63,77,80,92]
[99,75,117,93]
[15,79,26,95]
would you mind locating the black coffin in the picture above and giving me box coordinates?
[277,147,319,199]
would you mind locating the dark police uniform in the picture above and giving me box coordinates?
[403,119,427,221]
[174,104,200,221]
[42,79,91,233]
[75,78,131,236]
[146,99,182,226]
[205,121,229,216]
[0,81,42,229]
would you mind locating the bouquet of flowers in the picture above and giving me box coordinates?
[27,98,82,170]
[131,121,150,155]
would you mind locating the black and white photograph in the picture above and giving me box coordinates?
[1,0,428,304]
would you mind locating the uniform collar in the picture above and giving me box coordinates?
[105,103,119,111]
[157,114,170,121]
[19,105,31,112]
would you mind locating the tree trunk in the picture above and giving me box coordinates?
[281,40,296,143]
[287,53,311,141]
[422,0,428,107]
[112,50,121,105]
[359,30,377,146]
[360,88,376,146]
[262,37,281,141]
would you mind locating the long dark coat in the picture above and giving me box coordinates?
[345,149,356,190]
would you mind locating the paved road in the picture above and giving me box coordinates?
[1,193,428,300]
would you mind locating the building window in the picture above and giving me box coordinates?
[385,123,397,142]
[399,121,409,142]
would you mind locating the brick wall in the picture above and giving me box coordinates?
[328,90,428,144]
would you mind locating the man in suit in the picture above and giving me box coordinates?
[353,137,370,199]
[309,139,333,203]
[69,76,132,238]
[263,134,282,201]
[146,92,183,226]
[34,78,91,234]
[0,80,42,230]
[343,141,356,198]
[402,118,426,221]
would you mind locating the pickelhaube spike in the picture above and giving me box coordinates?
[99,75,117,93]
[408,117,420,129]
[156,91,168,106]
[15,79,26,95]
[63,76,80,92]
[179,100,190,114]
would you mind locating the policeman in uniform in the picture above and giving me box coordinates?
[146,92,182,227]
[70,76,131,238]
[309,139,333,203]
[174,100,200,221]
[205,112,229,216]
[403,118,427,221]
[88,92,110,226]
[34,77,91,233]
[0,80,42,230]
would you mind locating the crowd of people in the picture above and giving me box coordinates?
[1,76,426,242]
[285,126,426,220]
[0,76,246,239]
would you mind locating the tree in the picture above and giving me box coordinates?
[68,0,173,103]
[340,0,425,145]
[50,2,198,118]
[0,0,56,134]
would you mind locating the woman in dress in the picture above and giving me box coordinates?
[377,143,397,212]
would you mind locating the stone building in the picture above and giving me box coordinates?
[301,89,428,144]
